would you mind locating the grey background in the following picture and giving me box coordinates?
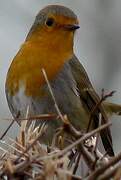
[0,0,121,153]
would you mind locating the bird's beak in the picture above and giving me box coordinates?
[63,24,80,31]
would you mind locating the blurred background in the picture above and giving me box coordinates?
[0,0,121,153]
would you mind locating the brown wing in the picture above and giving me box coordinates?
[69,55,114,156]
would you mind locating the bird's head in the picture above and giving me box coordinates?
[26,5,80,51]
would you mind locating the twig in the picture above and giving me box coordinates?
[88,149,121,180]
[98,164,121,180]
[101,89,116,101]
[79,144,95,170]
[57,168,82,180]
[114,166,121,180]
[63,118,82,138]
[42,68,65,123]
[58,122,111,158]
[86,90,115,132]
[14,123,47,163]
[38,122,111,162]
[0,120,15,140]
[1,109,22,140]
[4,114,57,121]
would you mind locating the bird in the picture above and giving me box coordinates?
[5,5,117,156]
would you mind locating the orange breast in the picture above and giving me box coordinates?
[6,30,73,97]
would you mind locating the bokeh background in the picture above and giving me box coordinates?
[0,0,121,153]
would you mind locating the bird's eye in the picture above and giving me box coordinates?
[46,18,55,27]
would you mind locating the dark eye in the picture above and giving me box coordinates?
[46,18,55,27]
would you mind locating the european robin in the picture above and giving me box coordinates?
[5,5,115,156]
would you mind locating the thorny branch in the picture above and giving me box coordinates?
[0,69,121,179]
[86,89,115,132]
